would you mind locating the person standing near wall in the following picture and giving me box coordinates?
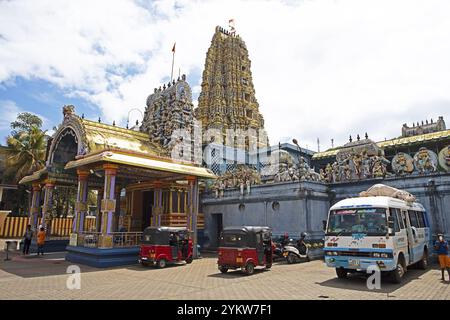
[22,224,33,255]
[36,226,46,256]
[434,233,450,282]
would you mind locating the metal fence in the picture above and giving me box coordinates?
[111,232,142,248]
[77,231,142,248]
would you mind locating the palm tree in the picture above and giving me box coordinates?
[1,126,47,183]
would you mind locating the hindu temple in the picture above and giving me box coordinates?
[9,23,450,265]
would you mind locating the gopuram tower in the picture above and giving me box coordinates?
[195,25,268,151]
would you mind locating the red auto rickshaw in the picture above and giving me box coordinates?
[139,226,193,268]
[217,226,273,275]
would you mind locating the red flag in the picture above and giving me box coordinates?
[172,42,176,53]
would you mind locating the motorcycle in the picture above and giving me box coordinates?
[283,232,310,264]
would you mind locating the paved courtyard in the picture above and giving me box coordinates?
[0,251,448,300]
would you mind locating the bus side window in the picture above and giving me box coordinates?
[408,210,419,228]
[395,208,405,230]
[389,208,400,233]
[416,211,426,228]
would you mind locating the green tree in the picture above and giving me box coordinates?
[2,126,47,183]
[1,112,47,183]
[10,112,43,136]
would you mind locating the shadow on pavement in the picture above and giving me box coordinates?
[0,251,110,278]
[316,265,437,295]
[208,267,270,278]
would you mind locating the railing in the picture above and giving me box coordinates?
[111,232,142,248]
[78,231,102,248]
[77,231,142,248]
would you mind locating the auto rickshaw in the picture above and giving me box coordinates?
[217,226,273,275]
[139,226,193,268]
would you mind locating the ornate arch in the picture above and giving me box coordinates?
[47,111,89,166]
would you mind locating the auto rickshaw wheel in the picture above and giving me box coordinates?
[185,256,193,264]
[265,264,272,269]
[245,263,255,275]
[158,259,167,268]
[219,266,228,273]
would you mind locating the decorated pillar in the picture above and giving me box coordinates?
[101,164,118,235]
[41,179,56,231]
[177,189,181,213]
[30,183,41,230]
[96,187,103,232]
[73,169,89,233]
[151,181,163,227]
[168,188,173,214]
[187,176,199,258]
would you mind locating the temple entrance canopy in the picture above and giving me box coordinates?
[19,105,216,254]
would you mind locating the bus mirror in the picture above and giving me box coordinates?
[387,216,395,228]
[322,220,327,231]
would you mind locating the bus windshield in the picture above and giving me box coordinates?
[326,208,388,236]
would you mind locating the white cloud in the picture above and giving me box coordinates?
[0,100,50,134]
[1,0,450,150]
[0,100,21,131]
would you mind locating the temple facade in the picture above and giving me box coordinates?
[19,105,215,266]
[195,26,268,151]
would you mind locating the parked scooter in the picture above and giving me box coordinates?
[283,232,310,264]
[272,233,289,261]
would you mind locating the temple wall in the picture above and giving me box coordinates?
[200,181,330,249]
[200,173,450,250]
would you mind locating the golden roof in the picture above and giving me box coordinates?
[80,118,165,156]
[312,129,450,160]
[19,168,47,185]
[65,150,217,179]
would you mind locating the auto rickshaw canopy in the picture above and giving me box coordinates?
[220,226,272,248]
[142,226,190,245]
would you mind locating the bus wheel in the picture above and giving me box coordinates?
[336,267,348,279]
[390,258,405,284]
[219,266,228,273]
[417,249,428,270]
[245,263,255,275]
[158,259,167,269]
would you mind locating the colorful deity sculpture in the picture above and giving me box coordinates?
[325,163,333,183]
[438,145,450,172]
[414,147,437,174]
[392,152,414,176]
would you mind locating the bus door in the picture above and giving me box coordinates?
[391,208,408,254]
[402,210,415,263]
[402,210,417,263]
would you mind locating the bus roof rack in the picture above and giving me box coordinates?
[359,183,416,203]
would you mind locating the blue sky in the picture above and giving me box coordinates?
[1,0,450,150]
[0,78,98,139]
